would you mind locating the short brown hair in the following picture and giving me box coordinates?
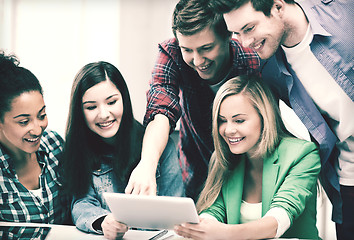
[172,0,231,40]
[209,0,295,17]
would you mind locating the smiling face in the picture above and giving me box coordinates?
[223,2,285,59]
[177,26,231,84]
[82,79,123,141]
[0,91,48,156]
[218,93,262,156]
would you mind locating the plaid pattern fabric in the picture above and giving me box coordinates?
[144,38,260,199]
[0,226,51,240]
[0,130,70,224]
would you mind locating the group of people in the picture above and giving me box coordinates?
[0,0,352,239]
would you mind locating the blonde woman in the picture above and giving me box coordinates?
[175,75,320,240]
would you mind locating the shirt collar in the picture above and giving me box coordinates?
[0,139,49,170]
[296,0,331,37]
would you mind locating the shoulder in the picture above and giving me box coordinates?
[39,130,64,155]
[299,0,353,37]
[39,130,65,178]
[276,138,319,162]
[230,38,259,58]
[159,38,181,56]
[230,39,260,68]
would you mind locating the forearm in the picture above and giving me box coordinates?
[72,198,110,233]
[225,216,277,240]
[140,114,171,171]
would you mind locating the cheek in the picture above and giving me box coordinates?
[181,52,193,65]
[42,118,49,129]
[218,124,225,136]
[212,46,228,63]
[116,103,124,118]
[83,110,96,125]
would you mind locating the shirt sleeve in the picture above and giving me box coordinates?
[71,185,110,234]
[269,140,321,225]
[143,41,182,130]
[200,193,227,223]
[264,207,291,238]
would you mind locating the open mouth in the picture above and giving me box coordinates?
[228,137,245,144]
[96,120,115,128]
[252,39,265,51]
[24,136,40,143]
[198,62,212,72]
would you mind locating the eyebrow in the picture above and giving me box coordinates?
[82,94,120,105]
[13,105,46,119]
[219,113,246,118]
[180,42,214,51]
[233,22,254,35]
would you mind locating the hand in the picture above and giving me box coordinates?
[174,217,228,240]
[101,213,128,240]
[125,160,157,195]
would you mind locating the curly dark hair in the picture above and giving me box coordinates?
[0,51,43,121]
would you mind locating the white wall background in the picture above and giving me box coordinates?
[0,0,336,239]
[0,0,178,136]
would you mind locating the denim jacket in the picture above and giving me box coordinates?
[71,137,184,233]
[261,0,353,223]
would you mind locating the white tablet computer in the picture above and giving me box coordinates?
[103,192,199,230]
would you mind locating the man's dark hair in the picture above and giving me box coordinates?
[172,0,231,40]
[209,0,295,17]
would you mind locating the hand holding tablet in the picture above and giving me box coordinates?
[103,192,199,230]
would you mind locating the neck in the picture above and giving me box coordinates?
[13,152,36,172]
[209,48,232,85]
[282,3,309,47]
[246,155,263,171]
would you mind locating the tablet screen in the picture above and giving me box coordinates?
[0,226,51,240]
[103,193,199,230]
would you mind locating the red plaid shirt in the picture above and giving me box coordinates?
[144,38,260,200]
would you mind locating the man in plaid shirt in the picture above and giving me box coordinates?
[125,0,260,200]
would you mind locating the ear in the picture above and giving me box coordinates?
[272,0,285,16]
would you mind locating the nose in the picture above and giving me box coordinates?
[225,122,237,136]
[193,52,204,67]
[98,105,110,119]
[238,34,253,48]
[30,120,44,136]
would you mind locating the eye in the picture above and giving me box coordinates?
[108,99,117,106]
[218,117,226,124]
[39,113,47,120]
[235,119,245,124]
[18,119,29,126]
[244,25,255,34]
[201,46,213,52]
[85,105,96,111]
[182,48,192,53]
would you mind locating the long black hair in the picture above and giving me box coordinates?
[62,61,143,196]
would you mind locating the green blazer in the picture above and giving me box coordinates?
[203,138,321,239]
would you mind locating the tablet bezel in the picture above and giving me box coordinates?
[103,192,199,230]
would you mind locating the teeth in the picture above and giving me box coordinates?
[253,40,263,50]
[200,63,211,70]
[26,137,40,142]
[98,120,114,127]
[229,137,243,143]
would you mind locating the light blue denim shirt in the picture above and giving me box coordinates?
[71,137,184,233]
[261,0,353,223]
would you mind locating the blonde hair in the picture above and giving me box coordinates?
[197,75,290,212]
